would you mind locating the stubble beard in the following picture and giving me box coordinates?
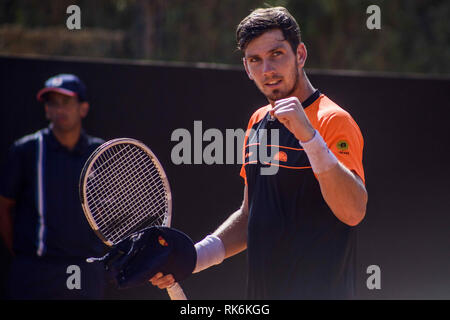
[264,62,300,102]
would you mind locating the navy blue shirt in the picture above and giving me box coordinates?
[0,127,107,258]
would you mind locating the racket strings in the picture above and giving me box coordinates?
[89,146,143,230]
[91,158,167,240]
[92,148,166,231]
[87,146,135,206]
[90,146,152,207]
[85,143,169,244]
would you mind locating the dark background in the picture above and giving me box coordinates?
[0,55,449,299]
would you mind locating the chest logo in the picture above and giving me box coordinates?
[273,151,288,162]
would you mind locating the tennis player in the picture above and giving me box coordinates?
[151,7,368,299]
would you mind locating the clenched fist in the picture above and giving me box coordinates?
[270,97,315,143]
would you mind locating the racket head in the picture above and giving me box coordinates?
[79,138,172,247]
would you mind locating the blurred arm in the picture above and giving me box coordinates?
[0,195,15,254]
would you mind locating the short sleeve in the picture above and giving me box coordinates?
[319,112,365,184]
[239,106,271,186]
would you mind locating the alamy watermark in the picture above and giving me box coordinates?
[366,5,381,30]
[66,5,380,31]
[66,5,81,30]
[366,264,381,290]
[66,264,81,290]
[170,121,280,175]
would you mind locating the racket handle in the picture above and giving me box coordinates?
[167,282,187,300]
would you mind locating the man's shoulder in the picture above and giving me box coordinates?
[81,134,105,156]
[309,94,363,139]
[246,104,271,128]
[307,94,357,128]
[87,136,105,146]
[84,134,105,147]
[253,104,272,117]
[316,95,352,118]
[12,128,48,149]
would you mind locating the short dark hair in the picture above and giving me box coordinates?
[236,7,301,54]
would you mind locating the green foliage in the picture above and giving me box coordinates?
[0,0,448,74]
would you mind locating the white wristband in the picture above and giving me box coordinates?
[193,235,225,273]
[299,130,338,174]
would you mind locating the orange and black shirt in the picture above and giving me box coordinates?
[240,90,365,299]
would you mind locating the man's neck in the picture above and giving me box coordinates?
[50,125,81,151]
[296,72,316,104]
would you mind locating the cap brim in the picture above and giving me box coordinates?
[36,87,78,102]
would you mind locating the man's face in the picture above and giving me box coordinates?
[243,29,302,103]
[44,92,88,132]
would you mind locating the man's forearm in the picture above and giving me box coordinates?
[213,207,248,259]
[193,186,248,274]
[317,162,368,226]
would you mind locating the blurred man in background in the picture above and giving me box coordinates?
[0,74,108,299]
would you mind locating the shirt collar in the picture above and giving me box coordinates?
[46,125,89,155]
[301,89,321,109]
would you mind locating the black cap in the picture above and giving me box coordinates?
[104,226,197,289]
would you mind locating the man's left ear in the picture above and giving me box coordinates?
[80,102,89,118]
[296,43,307,68]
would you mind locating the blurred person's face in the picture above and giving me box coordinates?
[44,92,88,132]
[243,29,307,104]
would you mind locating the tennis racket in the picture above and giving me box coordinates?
[79,137,187,300]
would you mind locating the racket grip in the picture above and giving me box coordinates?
[167,282,187,300]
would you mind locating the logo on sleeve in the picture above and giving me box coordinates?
[337,140,349,154]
